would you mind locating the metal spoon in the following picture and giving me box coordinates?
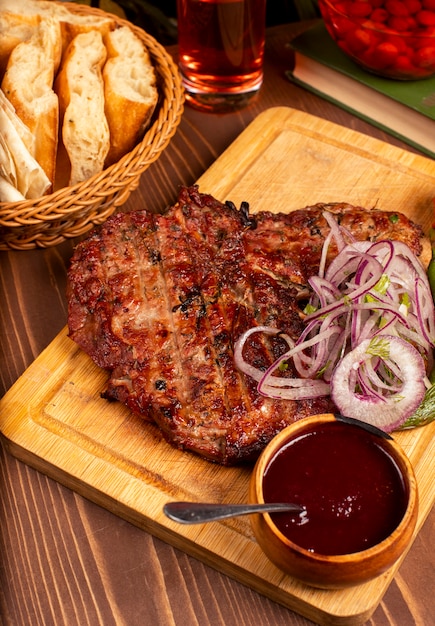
[163,501,304,524]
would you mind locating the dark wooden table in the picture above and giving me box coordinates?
[0,21,433,626]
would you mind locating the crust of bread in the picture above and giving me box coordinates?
[1,0,116,52]
[60,18,116,53]
[55,30,110,186]
[0,12,41,79]
[1,17,61,190]
[1,0,115,26]
[103,26,158,167]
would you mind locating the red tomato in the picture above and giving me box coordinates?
[385,0,411,16]
[416,9,435,24]
[345,27,375,53]
[374,41,400,65]
[346,1,373,17]
[388,15,414,29]
[370,8,390,21]
[404,0,422,13]
[414,44,435,66]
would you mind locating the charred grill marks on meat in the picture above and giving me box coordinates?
[67,186,425,465]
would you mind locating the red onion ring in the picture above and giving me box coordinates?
[234,212,435,431]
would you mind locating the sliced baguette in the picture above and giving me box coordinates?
[1,16,61,189]
[103,25,158,166]
[55,30,110,186]
[1,0,116,51]
[0,12,41,79]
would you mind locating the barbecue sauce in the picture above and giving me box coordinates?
[262,421,408,555]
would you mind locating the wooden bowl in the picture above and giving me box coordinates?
[249,413,418,589]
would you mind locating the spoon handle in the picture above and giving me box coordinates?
[163,501,304,524]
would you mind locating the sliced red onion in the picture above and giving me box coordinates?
[308,275,341,307]
[318,228,333,279]
[258,380,330,400]
[234,213,435,431]
[233,326,280,382]
[330,336,427,431]
[260,326,342,385]
[322,210,355,253]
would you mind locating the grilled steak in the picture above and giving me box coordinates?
[67,185,425,464]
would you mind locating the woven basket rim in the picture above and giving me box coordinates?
[0,1,184,244]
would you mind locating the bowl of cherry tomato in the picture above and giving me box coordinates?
[318,0,435,79]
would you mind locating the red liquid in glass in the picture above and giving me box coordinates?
[177,0,266,109]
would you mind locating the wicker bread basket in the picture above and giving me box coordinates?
[0,3,184,250]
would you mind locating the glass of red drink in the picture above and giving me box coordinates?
[176,0,267,112]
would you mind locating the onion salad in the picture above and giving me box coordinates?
[234,212,435,432]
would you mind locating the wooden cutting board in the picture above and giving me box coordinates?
[1,107,435,626]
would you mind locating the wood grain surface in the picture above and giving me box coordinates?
[1,107,435,626]
[0,20,434,626]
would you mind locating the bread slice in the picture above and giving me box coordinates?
[1,0,116,51]
[55,30,110,185]
[60,17,116,54]
[1,16,61,190]
[103,25,158,166]
[1,0,115,27]
[0,12,41,79]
